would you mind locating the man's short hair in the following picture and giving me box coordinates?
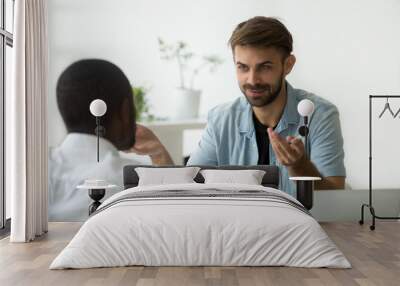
[229,16,293,58]
[56,59,136,138]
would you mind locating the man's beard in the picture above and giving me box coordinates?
[241,74,284,107]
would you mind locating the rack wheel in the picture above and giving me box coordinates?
[358,220,363,225]
[370,225,375,231]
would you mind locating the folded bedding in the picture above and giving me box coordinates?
[50,183,351,269]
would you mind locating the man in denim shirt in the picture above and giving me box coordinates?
[187,17,346,196]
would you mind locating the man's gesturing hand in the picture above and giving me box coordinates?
[267,127,306,168]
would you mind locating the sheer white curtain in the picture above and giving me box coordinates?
[8,0,48,242]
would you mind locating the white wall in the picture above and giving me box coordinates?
[312,189,400,222]
[48,0,400,190]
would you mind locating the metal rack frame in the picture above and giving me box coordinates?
[359,95,400,230]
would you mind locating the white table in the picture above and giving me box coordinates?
[77,183,118,215]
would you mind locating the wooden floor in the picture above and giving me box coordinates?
[0,222,399,286]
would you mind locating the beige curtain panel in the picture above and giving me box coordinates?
[8,0,48,242]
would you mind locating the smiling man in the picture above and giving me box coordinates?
[187,16,346,196]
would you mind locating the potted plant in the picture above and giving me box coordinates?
[158,38,223,120]
[132,86,155,122]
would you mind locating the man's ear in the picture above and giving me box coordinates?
[284,54,296,76]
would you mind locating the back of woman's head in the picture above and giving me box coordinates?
[56,59,136,149]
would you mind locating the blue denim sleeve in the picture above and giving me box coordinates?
[309,105,346,177]
[187,114,218,166]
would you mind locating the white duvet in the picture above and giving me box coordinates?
[50,183,351,269]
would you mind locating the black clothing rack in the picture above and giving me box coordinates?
[359,95,400,230]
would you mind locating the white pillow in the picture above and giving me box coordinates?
[200,169,266,185]
[135,167,201,186]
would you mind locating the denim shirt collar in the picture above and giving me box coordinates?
[238,81,300,138]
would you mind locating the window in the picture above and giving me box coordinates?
[0,0,14,232]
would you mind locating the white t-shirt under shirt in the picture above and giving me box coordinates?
[48,133,150,221]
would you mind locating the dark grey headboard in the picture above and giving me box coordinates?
[123,165,279,189]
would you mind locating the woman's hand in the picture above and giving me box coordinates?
[128,124,174,165]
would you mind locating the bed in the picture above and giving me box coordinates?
[50,165,350,269]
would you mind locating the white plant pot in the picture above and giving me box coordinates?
[172,88,201,120]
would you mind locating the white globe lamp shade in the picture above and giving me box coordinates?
[90,99,107,117]
[297,99,314,117]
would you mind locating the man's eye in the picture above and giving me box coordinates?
[262,65,272,70]
[237,65,248,71]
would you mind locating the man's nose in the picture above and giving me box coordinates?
[246,70,260,86]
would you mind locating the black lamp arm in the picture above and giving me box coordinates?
[94,117,106,162]
[295,116,314,210]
